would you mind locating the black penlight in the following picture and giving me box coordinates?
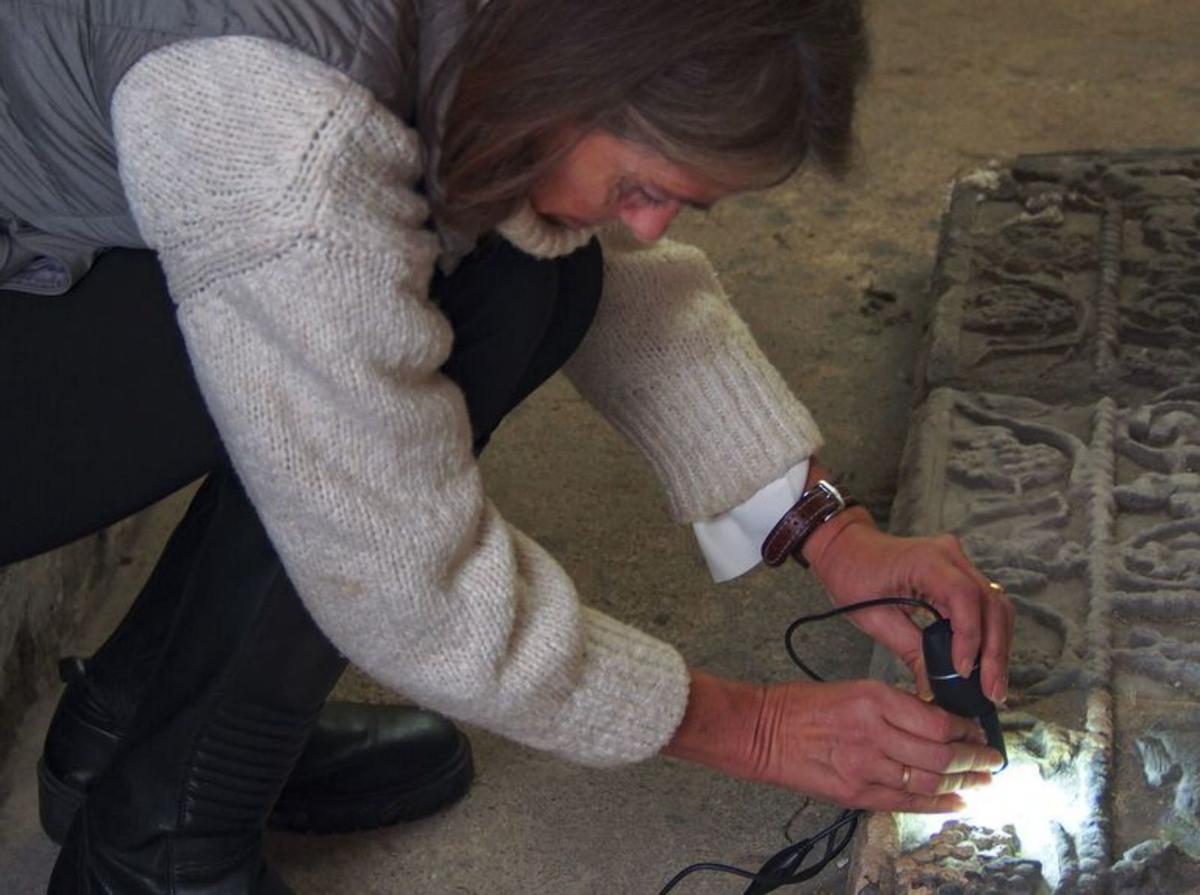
[921,618,1008,770]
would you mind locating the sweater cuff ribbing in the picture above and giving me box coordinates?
[565,237,824,523]
[595,352,823,522]
[558,609,691,766]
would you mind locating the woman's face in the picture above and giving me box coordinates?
[529,131,730,243]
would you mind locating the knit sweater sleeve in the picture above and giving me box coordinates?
[110,36,688,767]
[565,230,824,523]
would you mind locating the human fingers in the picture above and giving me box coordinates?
[979,581,1015,702]
[876,759,993,797]
[851,785,967,814]
[882,726,1005,778]
[848,605,929,699]
[938,546,1016,701]
[919,538,988,679]
[938,535,993,596]
[911,651,933,702]
[878,684,989,747]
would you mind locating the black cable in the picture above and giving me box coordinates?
[784,597,942,683]
[656,809,860,895]
[657,597,943,895]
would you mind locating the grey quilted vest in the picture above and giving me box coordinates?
[0,0,472,294]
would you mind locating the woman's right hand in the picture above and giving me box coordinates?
[662,669,1004,813]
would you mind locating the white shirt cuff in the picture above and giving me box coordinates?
[692,459,810,583]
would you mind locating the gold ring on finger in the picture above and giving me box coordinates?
[987,581,1004,593]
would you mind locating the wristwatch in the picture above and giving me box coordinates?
[761,479,856,568]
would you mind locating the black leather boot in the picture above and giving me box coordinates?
[39,474,472,847]
[40,662,473,842]
[47,469,466,893]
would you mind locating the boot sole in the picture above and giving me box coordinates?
[38,732,474,844]
[268,732,475,835]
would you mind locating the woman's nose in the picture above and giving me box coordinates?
[617,202,682,243]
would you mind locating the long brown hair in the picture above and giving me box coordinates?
[430,0,869,234]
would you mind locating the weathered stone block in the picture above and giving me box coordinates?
[853,149,1200,895]
[921,149,1200,405]
[864,387,1200,894]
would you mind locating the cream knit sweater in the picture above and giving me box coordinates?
[111,37,823,767]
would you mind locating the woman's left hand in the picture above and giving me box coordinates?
[802,508,1014,704]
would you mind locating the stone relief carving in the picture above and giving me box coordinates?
[895,822,1043,895]
[921,151,1200,403]
[854,391,1199,892]
[853,149,1199,895]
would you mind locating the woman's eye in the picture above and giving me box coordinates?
[635,187,668,208]
[618,182,669,209]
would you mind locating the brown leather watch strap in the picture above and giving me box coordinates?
[761,480,856,568]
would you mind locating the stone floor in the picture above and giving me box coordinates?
[2,2,1199,894]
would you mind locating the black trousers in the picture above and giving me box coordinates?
[0,237,602,566]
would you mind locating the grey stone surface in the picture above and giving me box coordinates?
[920,149,1200,405]
[0,514,167,768]
[0,540,98,764]
[853,150,1200,895]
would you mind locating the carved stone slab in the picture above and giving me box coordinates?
[851,150,1200,895]
[921,149,1200,404]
